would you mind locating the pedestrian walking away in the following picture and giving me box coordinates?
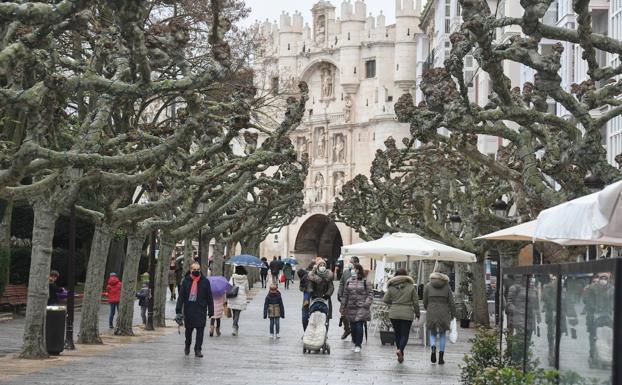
[283,262,293,290]
[264,284,285,339]
[176,263,214,357]
[106,273,122,329]
[136,281,150,325]
[210,293,226,337]
[423,272,456,365]
[48,270,63,306]
[168,256,178,300]
[260,257,269,288]
[337,256,359,340]
[269,256,280,286]
[298,269,311,331]
[228,265,250,336]
[383,268,420,363]
[340,263,372,353]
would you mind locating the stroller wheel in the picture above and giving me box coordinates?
[302,347,306,354]
[326,346,331,355]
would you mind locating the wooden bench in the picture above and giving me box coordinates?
[0,284,28,313]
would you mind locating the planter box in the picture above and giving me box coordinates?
[379,330,395,345]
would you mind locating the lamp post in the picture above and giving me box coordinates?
[146,180,164,331]
[65,167,83,350]
[490,196,508,326]
[449,212,462,235]
[196,202,207,272]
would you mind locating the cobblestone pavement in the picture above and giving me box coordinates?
[0,282,474,385]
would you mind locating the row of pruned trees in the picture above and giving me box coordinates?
[332,0,622,326]
[0,0,307,358]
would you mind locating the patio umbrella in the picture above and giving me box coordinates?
[207,276,231,297]
[283,257,298,265]
[341,232,476,263]
[225,254,263,268]
[534,180,622,244]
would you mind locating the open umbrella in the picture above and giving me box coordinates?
[283,257,298,265]
[225,254,263,268]
[207,276,231,297]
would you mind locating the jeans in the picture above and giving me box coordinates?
[185,326,205,352]
[271,274,279,285]
[391,319,413,352]
[260,272,268,288]
[109,303,119,328]
[302,307,310,331]
[210,318,221,327]
[351,321,365,347]
[429,329,447,351]
[140,305,147,324]
[232,309,241,328]
[269,317,280,334]
[169,284,176,299]
[284,279,290,289]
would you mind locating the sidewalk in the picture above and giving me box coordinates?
[0,282,473,385]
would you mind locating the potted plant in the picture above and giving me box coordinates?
[375,301,395,345]
[457,270,473,328]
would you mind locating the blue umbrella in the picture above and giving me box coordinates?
[283,258,298,265]
[207,276,231,297]
[225,254,263,268]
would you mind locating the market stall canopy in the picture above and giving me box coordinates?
[341,232,476,263]
[534,180,622,245]
[476,219,622,246]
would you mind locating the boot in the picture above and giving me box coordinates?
[195,350,203,358]
[184,345,190,356]
[209,325,214,337]
[431,346,437,363]
[439,351,445,365]
[232,326,238,336]
[216,326,221,336]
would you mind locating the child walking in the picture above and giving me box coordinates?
[263,284,285,339]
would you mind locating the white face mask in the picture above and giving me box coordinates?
[318,266,327,273]
[599,279,608,286]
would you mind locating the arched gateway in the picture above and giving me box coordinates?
[294,214,343,269]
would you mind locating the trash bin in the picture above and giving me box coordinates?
[46,306,66,355]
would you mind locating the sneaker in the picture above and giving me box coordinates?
[270,333,274,338]
[353,346,361,353]
[275,334,280,339]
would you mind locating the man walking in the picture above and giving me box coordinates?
[176,263,214,357]
[337,256,358,339]
[269,256,280,286]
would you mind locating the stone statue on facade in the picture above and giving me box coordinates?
[297,137,308,161]
[315,16,326,45]
[344,95,353,122]
[333,134,345,162]
[321,66,333,98]
[334,172,345,196]
[314,173,324,202]
[316,127,325,158]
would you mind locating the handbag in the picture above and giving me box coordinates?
[280,273,286,283]
[224,303,232,318]
[449,318,458,344]
[226,277,239,298]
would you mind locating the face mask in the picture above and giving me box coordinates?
[191,271,200,277]
[347,264,353,270]
[599,279,608,286]
[318,266,327,273]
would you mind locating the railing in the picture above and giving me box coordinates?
[500,259,621,384]
[306,112,346,125]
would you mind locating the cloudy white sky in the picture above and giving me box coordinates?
[239,0,398,28]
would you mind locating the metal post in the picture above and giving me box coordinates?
[554,272,562,376]
[495,255,500,325]
[522,274,530,373]
[64,204,76,350]
[613,259,622,385]
[198,229,202,267]
[146,230,156,331]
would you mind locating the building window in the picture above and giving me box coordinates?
[396,64,399,71]
[348,32,351,40]
[271,77,279,95]
[387,95,393,102]
[309,109,313,116]
[365,60,376,78]
[445,19,451,33]
[354,66,357,74]
[287,43,290,51]
[407,28,410,36]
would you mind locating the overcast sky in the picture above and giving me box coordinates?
[239,0,398,28]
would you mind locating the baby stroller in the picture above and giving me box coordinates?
[302,298,330,354]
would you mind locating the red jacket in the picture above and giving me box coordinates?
[106,276,122,303]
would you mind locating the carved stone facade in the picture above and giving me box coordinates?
[257,1,420,268]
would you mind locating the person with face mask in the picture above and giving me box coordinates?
[176,262,214,357]
[338,256,359,339]
[307,258,335,321]
[340,263,373,353]
[584,272,614,367]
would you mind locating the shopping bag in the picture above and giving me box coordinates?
[449,318,458,344]
[224,303,232,318]
[280,273,286,283]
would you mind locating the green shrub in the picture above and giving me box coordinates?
[473,367,558,385]
[461,327,512,384]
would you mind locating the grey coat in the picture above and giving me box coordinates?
[338,267,352,301]
[340,278,373,322]
[383,275,420,321]
[423,272,456,332]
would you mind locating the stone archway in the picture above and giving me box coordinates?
[294,214,343,269]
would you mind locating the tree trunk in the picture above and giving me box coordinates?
[0,199,12,297]
[472,256,490,327]
[77,225,113,344]
[20,202,58,359]
[154,239,174,327]
[183,238,193,275]
[211,238,225,277]
[114,234,145,336]
[240,237,260,287]
[106,237,126,278]
[200,230,210,276]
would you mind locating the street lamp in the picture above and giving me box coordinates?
[492,197,508,217]
[449,212,462,235]
[65,167,83,350]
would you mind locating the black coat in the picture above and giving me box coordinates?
[269,260,280,275]
[176,274,214,328]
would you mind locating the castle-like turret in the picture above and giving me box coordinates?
[394,0,420,91]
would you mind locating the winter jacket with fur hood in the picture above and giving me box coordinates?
[228,274,249,311]
[423,272,456,331]
[383,275,420,321]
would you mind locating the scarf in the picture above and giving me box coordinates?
[189,274,201,302]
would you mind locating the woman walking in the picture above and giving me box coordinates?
[260,257,269,288]
[283,262,293,290]
[168,256,178,300]
[209,292,226,337]
[106,273,122,329]
[383,268,420,363]
[228,265,249,336]
[340,264,372,353]
[423,272,456,365]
